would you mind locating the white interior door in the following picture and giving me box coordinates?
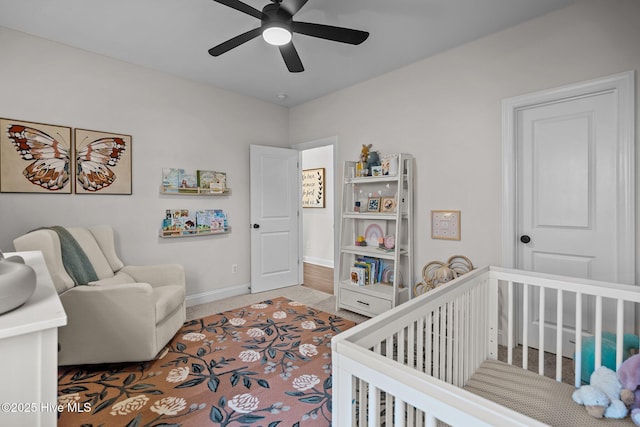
[503,72,635,356]
[250,144,300,293]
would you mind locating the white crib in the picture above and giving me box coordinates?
[332,266,640,426]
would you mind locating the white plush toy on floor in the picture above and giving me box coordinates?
[572,365,631,419]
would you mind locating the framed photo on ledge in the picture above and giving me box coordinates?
[381,196,396,213]
[367,197,381,212]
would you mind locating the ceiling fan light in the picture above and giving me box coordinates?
[262,26,292,46]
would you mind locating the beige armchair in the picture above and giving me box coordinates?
[13,226,186,366]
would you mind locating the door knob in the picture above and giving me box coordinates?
[520,235,531,244]
[253,224,260,229]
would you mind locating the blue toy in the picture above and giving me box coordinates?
[578,332,639,384]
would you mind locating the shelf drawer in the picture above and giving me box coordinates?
[340,287,391,317]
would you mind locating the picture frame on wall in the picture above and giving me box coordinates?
[302,167,325,208]
[0,118,73,194]
[74,128,132,195]
[431,210,461,240]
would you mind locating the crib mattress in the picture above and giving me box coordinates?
[464,360,634,426]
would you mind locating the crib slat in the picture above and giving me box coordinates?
[575,292,583,387]
[453,295,461,386]
[359,379,367,426]
[538,286,545,376]
[417,316,425,373]
[426,310,433,376]
[399,326,406,365]
[616,299,624,370]
[440,306,446,379]
[523,283,529,370]
[595,296,603,369]
[368,385,379,427]
[394,397,405,427]
[446,302,453,382]
[556,289,563,381]
[507,281,514,365]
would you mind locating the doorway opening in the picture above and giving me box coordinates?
[294,137,337,294]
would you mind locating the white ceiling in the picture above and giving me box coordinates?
[0,0,574,107]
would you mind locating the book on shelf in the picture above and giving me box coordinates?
[197,170,216,190]
[350,266,365,286]
[212,172,227,192]
[178,169,198,192]
[161,168,181,192]
[195,210,212,232]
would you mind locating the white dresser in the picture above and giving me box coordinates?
[0,251,67,427]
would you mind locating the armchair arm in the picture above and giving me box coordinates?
[58,283,158,365]
[120,264,185,288]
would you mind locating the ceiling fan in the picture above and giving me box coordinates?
[208,0,369,72]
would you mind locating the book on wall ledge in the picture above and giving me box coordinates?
[162,168,228,193]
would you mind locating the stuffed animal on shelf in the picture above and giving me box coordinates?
[360,144,372,165]
[572,365,630,419]
[617,353,640,425]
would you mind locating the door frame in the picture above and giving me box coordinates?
[292,136,338,286]
[501,71,635,284]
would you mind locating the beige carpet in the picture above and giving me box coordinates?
[187,285,368,324]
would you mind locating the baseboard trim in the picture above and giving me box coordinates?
[303,256,334,268]
[185,283,250,308]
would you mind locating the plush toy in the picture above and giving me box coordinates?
[573,365,629,419]
[360,144,372,164]
[617,353,640,425]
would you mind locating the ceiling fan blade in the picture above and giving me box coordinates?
[292,21,369,45]
[281,0,308,16]
[213,0,263,19]
[208,27,262,56]
[279,43,304,73]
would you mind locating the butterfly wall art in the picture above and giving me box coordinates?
[0,119,72,193]
[0,119,132,195]
[74,128,131,195]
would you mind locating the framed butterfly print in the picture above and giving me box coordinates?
[74,128,132,195]
[0,118,73,193]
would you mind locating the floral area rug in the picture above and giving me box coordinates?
[57,297,355,426]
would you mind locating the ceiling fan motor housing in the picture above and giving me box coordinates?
[262,3,293,33]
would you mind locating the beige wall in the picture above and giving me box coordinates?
[1,0,639,298]
[289,0,640,285]
[0,27,289,299]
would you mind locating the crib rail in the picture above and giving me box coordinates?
[332,266,640,426]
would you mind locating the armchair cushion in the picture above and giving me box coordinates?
[89,271,135,286]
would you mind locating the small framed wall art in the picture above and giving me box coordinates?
[302,167,325,208]
[74,128,132,194]
[431,210,461,240]
[0,118,73,193]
